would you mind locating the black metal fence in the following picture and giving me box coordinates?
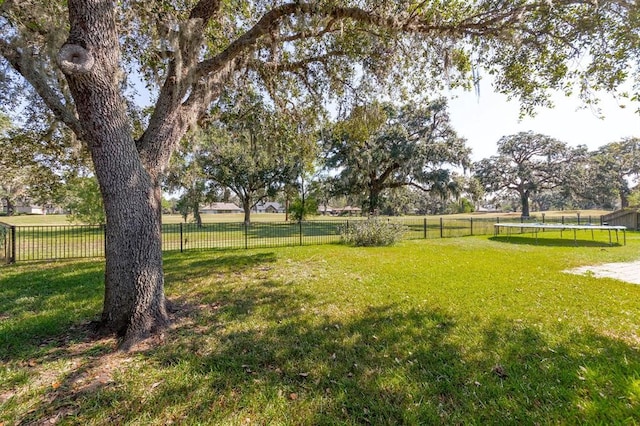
[0,214,604,264]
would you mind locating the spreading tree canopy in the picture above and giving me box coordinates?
[324,99,470,214]
[199,91,312,225]
[1,0,638,348]
[473,131,576,217]
[592,138,640,208]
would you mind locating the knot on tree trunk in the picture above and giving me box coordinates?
[58,44,95,74]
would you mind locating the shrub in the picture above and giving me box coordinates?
[340,218,406,246]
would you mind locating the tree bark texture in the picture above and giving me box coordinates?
[59,0,169,348]
[521,190,531,217]
[242,197,252,225]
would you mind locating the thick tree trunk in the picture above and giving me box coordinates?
[368,185,380,215]
[4,198,14,215]
[521,190,531,217]
[620,192,629,209]
[97,154,169,347]
[242,197,252,225]
[58,0,169,349]
[192,200,203,228]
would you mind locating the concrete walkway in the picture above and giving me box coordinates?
[565,260,640,285]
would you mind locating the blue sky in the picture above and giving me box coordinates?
[446,83,640,161]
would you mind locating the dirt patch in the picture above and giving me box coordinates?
[564,260,640,285]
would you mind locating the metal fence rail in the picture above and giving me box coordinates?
[0,214,604,264]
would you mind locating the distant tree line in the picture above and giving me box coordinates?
[3,105,638,224]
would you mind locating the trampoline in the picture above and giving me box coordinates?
[493,223,627,246]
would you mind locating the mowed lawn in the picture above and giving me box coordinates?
[1,234,639,424]
[0,209,614,226]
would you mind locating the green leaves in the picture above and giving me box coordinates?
[474,132,576,216]
[64,176,105,225]
[324,99,470,214]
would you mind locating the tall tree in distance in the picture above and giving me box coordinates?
[324,99,470,214]
[200,92,314,225]
[164,134,222,228]
[0,118,88,215]
[2,0,638,348]
[474,132,575,217]
[592,138,640,208]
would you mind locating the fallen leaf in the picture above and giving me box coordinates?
[52,382,61,389]
[492,365,508,379]
[289,393,298,400]
[298,372,309,378]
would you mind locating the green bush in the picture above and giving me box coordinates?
[340,218,406,246]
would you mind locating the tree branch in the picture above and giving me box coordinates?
[196,2,547,79]
[0,39,84,138]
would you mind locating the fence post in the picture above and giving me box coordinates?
[577,212,581,225]
[562,215,565,225]
[423,218,427,239]
[180,222,183,253]
[299,220,303,246]
[9,225,16,264]
[470,218,473,236]
[102,224,107,258]
[542,213,545,224]
[440,217,443,239]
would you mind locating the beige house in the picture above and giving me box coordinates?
[200,202,243,214]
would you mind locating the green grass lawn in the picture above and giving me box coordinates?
[1,234,639,424]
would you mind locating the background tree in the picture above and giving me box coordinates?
[64,175,105,225]
[324,99,470,215]
[462,176,485,212]
[2,0,636,347]
[474,132,575,217]
[378,187,418,216]
[592,138,640,208]
[0,121,87,215]
[199,93,312,225]
[164,135,221,227]
[288,196,319,222]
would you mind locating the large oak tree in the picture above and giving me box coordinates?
[1,0,637,348]
[324,99,470,214]
[593,138,640,208]
[474,131,576,217]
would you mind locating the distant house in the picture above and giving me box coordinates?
[200,202,243,214]
[333,205,362,216]
[3,201,64,215]
[253,201,285,213]
[318,205,336,215]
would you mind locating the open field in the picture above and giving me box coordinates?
[1,233,639,424]
[0,209,614,226]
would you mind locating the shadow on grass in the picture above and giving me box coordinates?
[3,253,639,424]
[490,235,622,247]
[103,296,640,424]
[0,251,277,362]
[0,260,104,361]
